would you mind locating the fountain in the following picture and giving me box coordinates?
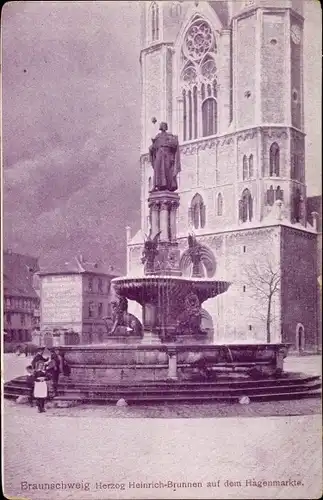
[4,122,321,403]
[56,122,290,385]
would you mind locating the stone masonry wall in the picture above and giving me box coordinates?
[280,226,318,350]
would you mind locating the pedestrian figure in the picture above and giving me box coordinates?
[47,350,61,396]
[31,348,47,370]
[26,365,35,407]
[33,362,49,413]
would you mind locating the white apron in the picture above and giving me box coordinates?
[33,380,48,398]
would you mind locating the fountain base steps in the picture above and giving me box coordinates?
[4,374,321,404]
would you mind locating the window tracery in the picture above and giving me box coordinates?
[189,193,206,229]
[181,16,218,141]
[239,188,253,223]
[269,142,280,176]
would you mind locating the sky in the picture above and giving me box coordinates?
[2,1,142,271]
[2,1,322,272]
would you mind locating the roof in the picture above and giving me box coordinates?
[3,251,40,299]
[37,255,120,278]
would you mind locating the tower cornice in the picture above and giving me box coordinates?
[231,6,304,23]
[141,41,174,57]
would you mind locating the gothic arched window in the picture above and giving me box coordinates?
[249,154,254,178]
[243,155,248,180]
[293,188,302,223]
[266,185,275,206]
[217,193,223,216]
[189,193,206,229]
[202,98,217,137]
[239,188,253,223]
[180,16,218,141]
[275,185,284,201]
[151,2,159,42]
[269,142,280,176]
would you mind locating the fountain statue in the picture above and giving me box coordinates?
[149,122,181,192]
[104,296,143,337]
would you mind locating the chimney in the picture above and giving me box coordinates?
[311,212,319,232]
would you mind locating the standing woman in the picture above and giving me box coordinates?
[33,361,49,413]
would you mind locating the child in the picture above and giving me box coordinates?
[33,361,49,413]
[26,365,35,407]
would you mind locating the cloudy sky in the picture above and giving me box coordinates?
[2,1,141,271]
[2,1,321,272]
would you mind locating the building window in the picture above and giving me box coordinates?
[217,193,223,216]
[243,245,246,253]
[151,2,159,42]
[181,16,218,141]
[239,188,253,223]
[88,277,93,292]
[276,185,284,201]
[293,188,303,223]
[292,154,301,181]
[170,1,181,17]
[21,314,26,326]
[269,142,280,176]
[189,193,206,229]
[98,278,103,294]
[88,302,95,318]
[6,313,12,325]
[267,185,275,206]
[243,285,246,292]
[202,98,217,137]
[243,155,248,180]
[249,154,254,178]
[248,324,252,331]
[98,303,103,318]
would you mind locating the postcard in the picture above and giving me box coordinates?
[2,1,322,499]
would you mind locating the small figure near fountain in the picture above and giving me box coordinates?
[104,296,143,337]
[141,231,161,273]
[149,122,181,192]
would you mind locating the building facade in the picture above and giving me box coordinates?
[3,250,40,344]
[37,256,118,346]
[127,0,320,351]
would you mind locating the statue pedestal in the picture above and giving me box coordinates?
[146,191,181,276]
[148,191,180,243]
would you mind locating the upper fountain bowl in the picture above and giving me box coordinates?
[111,275,230,305]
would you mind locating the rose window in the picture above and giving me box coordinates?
[183,21,214,61]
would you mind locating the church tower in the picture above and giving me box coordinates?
[128,0,319,351]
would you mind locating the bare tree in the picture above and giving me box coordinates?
[243,255,281,343]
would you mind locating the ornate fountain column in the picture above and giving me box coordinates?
[146,190,181,276]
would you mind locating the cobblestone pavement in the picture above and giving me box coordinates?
[3,406,322,500]
[2,354,322,499]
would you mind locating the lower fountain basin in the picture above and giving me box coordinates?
[59,343,290,383]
